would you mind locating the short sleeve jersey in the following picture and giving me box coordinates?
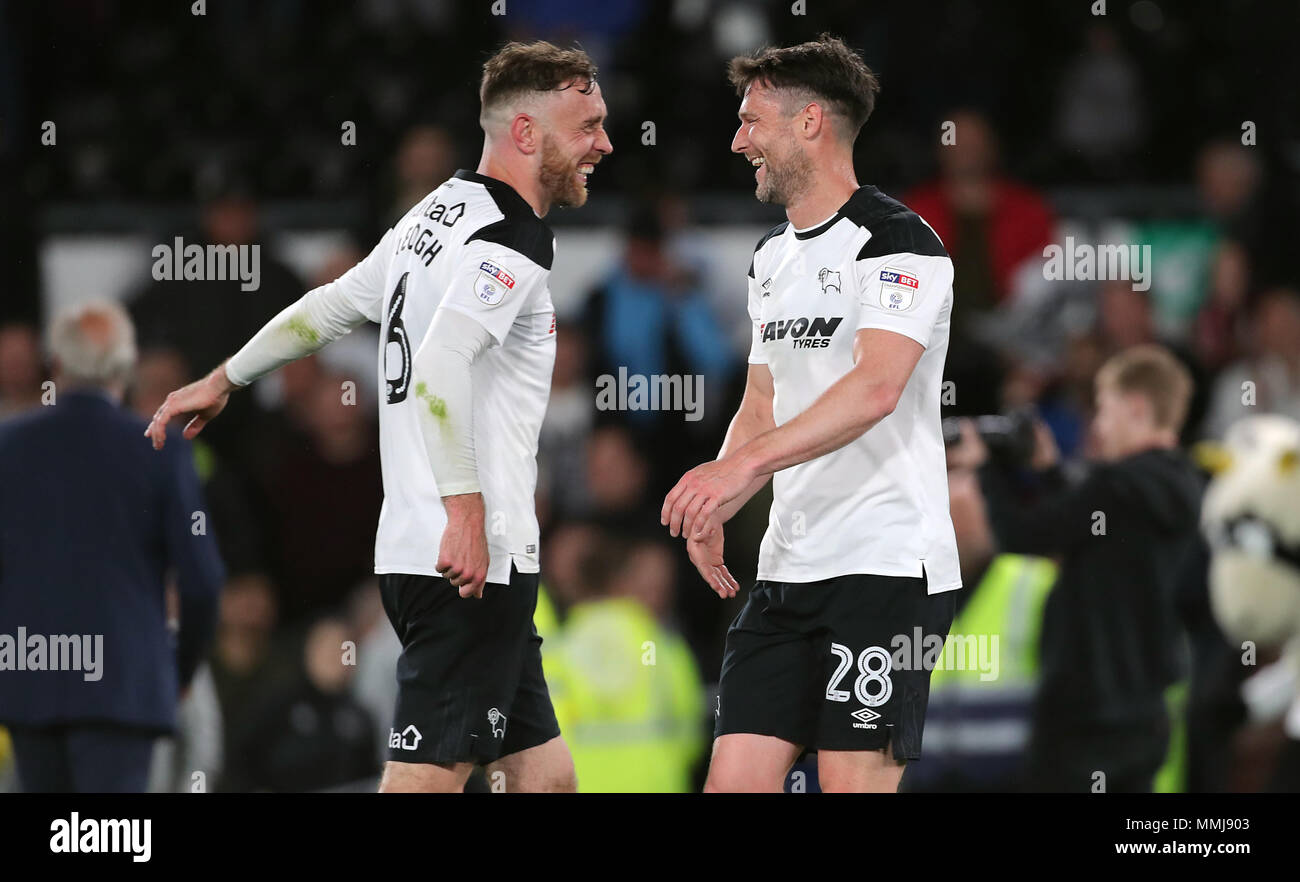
[745,185,961,593]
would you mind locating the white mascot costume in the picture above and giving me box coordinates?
[1202,414,1300,788]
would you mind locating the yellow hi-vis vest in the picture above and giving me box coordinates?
[533,583,561,643]
[926,554,1056,756]
[541,597,706,793]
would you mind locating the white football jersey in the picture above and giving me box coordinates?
[307,170,557,584]
[746,185,961,594]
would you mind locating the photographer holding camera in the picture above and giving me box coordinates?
[947,345,1204,792]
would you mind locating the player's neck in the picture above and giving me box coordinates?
[475,152,548,218]
[784,162,859,230]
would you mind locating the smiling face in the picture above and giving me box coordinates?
[731,82,814,205]
[536,78,612,209]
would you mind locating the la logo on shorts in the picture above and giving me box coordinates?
[475,259,516,306]
[388,724,423,750]
[879,267,920,311]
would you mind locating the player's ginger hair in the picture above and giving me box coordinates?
[479,41,598,130]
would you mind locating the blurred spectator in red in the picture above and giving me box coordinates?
[226,616,378,792]
[1193,240,1252,373]
[1203,288,1300,439]
[906,110,1056,311]
[0,322,44,418]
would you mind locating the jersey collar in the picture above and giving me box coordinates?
[453,169,540,220]
[790,186,879,240]
[791,211,841,240]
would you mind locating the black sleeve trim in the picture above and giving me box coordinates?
[467,217,555,270]
[748,221,789,279]
[855,214,948,261]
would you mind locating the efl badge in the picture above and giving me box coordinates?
[878,267,919,311]
[475,259,515,307]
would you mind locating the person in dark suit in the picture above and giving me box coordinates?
[0,300,223,792]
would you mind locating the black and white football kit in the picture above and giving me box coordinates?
[225,170,560,765]
[715,185,962,758]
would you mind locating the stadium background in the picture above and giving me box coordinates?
[1,0,1298,792]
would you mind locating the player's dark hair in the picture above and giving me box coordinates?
[728,33,880,141]
[1096,344,1195,433]
[480,41,598,113]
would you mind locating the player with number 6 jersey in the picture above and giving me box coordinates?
[144,41,612,793]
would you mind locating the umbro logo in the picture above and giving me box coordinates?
[388,724,423,750]
[850,706,880,729]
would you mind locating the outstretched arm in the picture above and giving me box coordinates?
[144,227,395,449]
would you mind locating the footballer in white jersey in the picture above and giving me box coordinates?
[145,41,612,793]
[661,36,960,792]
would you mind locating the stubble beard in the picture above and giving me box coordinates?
[757,144,814,206]
[539,136,588,209]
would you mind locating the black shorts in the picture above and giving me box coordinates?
[715,571,957,759]
[379,566,560,765]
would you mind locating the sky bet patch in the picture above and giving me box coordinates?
[879,267,920,311]
[475,259,515,306]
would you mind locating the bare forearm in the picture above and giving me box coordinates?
[714,403,773,522]
[211,360,241,393]
[735,372,896,478]
[442,491,485,526]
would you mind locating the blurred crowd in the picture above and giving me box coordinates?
[2,1,1300,791]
